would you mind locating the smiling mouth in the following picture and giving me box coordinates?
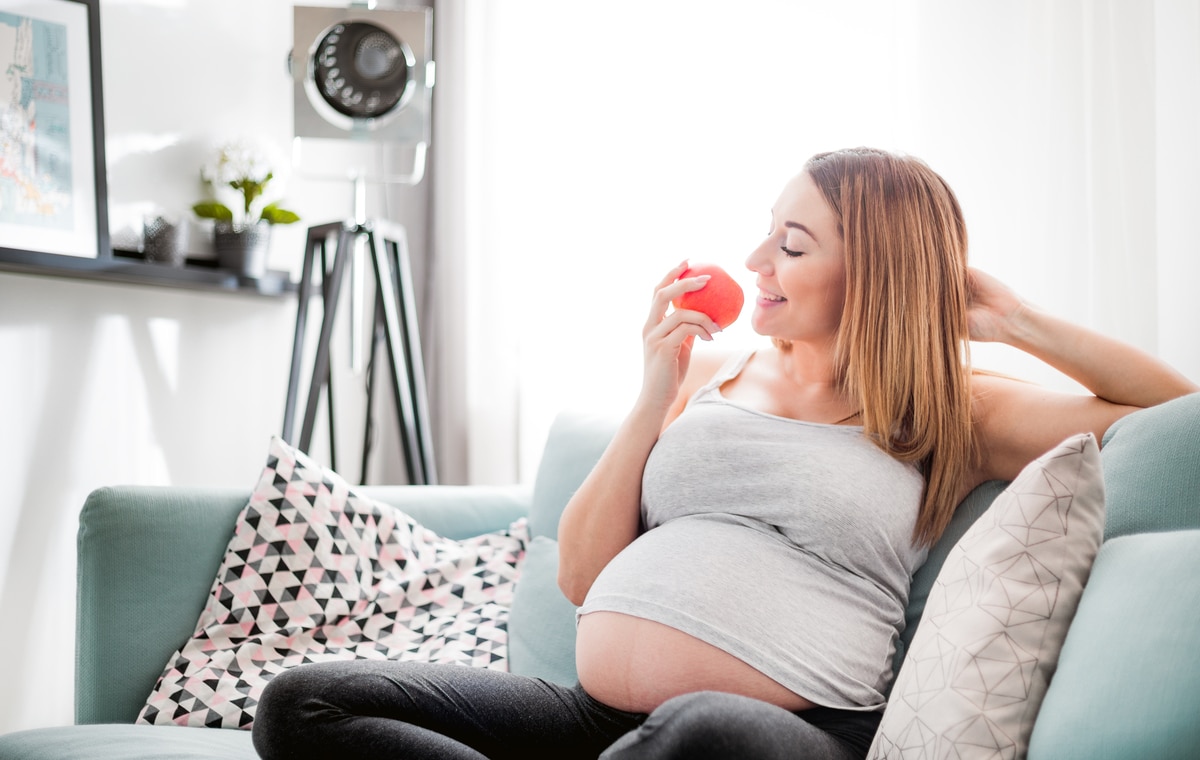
[758,289,786,303]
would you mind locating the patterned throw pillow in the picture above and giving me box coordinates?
[869,433,1105,759]
[137,436,529,730]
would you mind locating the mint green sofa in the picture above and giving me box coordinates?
[1,398,1197,759]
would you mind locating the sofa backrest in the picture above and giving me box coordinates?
[1098,390,1200,539]
[528,412,621,539]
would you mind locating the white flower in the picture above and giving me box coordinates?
[201,138,274,186]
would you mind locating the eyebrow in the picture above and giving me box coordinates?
[784,221,820,244]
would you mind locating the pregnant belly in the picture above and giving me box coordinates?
[575,611,817,714]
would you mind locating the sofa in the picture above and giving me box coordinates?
[1,396,1197,759]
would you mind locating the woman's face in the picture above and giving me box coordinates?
[745,172,846,344]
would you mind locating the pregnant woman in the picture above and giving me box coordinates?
[252,147,1196,760]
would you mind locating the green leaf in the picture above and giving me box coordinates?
[229,178,266,214]
[192,201,234,221]
[261,203,301,225]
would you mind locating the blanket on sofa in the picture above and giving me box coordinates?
[137,436,529,730]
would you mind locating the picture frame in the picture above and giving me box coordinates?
[0,0,110,271]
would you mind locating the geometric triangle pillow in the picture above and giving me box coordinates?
[136,435,529,731]
[869,433,1105,760]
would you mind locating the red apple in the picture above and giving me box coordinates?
[672,262,745,330]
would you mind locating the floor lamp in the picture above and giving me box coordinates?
[283,3,437,484]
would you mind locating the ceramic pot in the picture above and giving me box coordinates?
[214,221,271,279]
[143,215,186,267]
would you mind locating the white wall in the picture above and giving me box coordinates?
[468,0,1200,481]
[0,0,431,733]
[0,276,298,732]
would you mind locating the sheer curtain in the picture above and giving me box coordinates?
[431,0,1200,485]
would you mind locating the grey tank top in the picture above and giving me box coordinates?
[578,351,928,711]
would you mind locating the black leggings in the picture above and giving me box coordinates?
[251,660,880,760]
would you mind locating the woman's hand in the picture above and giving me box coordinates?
[966,268,1026,344]
[638,261,723,416]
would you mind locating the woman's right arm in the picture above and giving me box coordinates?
[557,262,724,605]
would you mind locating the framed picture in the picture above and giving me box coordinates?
[0,0,110,269]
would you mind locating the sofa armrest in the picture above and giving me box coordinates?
[75,486,250,726]
[75,483,531,726]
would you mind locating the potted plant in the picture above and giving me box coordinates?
[193,139,301,279]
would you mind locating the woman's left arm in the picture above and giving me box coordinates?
[968,268,1198,482]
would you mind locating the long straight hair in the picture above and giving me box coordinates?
[804,148,974,547]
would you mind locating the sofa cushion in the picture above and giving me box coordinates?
[1099,391,1200,538]
[0,724,257,759]
[137,436,528,730]
[1027,529,1200,759]
[870,433,1106,760]
[507,535,579,685]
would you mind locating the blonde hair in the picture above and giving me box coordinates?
[799,148,973,547]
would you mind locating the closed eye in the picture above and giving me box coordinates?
[780,245,805,257]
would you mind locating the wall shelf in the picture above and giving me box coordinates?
[0,250,296,298]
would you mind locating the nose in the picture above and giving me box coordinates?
[745,237,774,276]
